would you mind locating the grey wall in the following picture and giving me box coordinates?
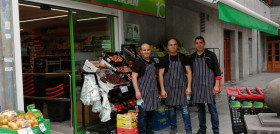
[121,0,271,82]
[165,0,269,82]
[123,11,166,45]
[271,7,280,26]
[166,4,200,49]
[234,0,271,19]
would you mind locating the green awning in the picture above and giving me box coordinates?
[218,2,278,35]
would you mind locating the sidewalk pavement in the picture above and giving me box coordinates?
[154,72,280,134]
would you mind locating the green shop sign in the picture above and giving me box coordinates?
[73,0,165,18]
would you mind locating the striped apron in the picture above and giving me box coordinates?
[138,59,160,111]
[164,55,188,106]
[192,53,214,104]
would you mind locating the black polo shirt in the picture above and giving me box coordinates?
[159,52,191,72]
[132,58,155,78]
[190,49,221,77]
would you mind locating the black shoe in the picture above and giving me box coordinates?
[196,131,206,134]
[214,132,219,134]
[147,130,154,134]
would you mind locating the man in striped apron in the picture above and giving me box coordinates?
[132,43,160,134]
[159,39,193,134]
[190,36,222,134]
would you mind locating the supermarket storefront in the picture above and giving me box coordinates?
[5,0,166,133]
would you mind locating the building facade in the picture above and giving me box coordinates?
[0,0,279,133]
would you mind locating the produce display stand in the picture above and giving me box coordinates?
[80,50,137,133]
[80,73,136,133]
[227,87,273,134]
[0,119,51,134]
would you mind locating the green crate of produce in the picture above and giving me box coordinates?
[230,101,241,108]
[242,101,253,108]
[253,101,264,108]
[0,119,50,134]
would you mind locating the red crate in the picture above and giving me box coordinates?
[117,127,138,134]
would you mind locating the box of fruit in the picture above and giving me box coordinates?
[83,59,112,73]
[0,104,50,134]
[0,119,50,134]
[0,110,50,134]
[104,52,124,67]
[97,69,129,89]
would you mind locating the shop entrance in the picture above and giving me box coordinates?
[19,2,114,133]
[267,41,280,71]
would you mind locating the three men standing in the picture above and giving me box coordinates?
[132,36,221,134]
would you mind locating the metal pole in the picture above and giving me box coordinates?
[69,10,79,134]
[0,0,16,110]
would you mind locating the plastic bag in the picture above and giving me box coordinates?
[99,107,111,122]
[101,93,111,109]
[92,100,102,113]
[80,74,100,105]
[90,87,101,103]
[98,92,112,122]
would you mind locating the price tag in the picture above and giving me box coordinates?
[39,123,47,132]
[26,127,33,134]
[107,58,111,62]
[18,129,27,134]
[120,86,128,93]
[18,127,34,134]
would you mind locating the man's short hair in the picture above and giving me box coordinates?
[140,43,150,50]
[195,36,205,43]
[167,38,179,46]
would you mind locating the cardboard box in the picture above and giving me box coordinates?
[117,113,137,129]
[76,102,99,123]
[117,127,138,134]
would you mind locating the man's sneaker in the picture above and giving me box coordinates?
[170,130,178,134]
[196,131,206,134]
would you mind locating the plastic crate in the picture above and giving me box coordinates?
[117,127,138,134]
[228,96,273,134]
[153,110,168,121]
[229,107,246,134]
[153,117,170,131]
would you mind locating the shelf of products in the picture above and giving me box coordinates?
[80,51,136,133]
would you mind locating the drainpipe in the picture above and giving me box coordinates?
[0,0,18,110]
[257,30,259,73]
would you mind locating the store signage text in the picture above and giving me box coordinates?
[112,0,138,7]
[73,0,165,18]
